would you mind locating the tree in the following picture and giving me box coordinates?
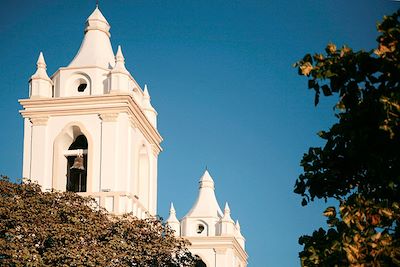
[294,9,400,266]
[0,176,196,266]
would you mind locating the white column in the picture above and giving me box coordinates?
[29,117,50,189]
[214,248,227,267]
[116,113,129,192]
[138,145,150,211]
[149,145,159,215]
[22,118,32,179]
[99,113,119,191]
[128,117,137,197]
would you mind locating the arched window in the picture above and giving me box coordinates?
[197,224,205,234]
[195,221,208,236]
[66,135,88,192]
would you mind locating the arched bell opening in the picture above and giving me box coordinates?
[52,124,92,192]
[194,220,208,237]
[65,135,88,192]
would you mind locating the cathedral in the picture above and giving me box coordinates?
[19,6,247,267]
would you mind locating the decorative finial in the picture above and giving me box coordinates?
[169,202,176,214]
[115,45,125,62]
[236,220,241,228]
[96,0,99,8]
[37,52,46,69]
[224,202,231,214]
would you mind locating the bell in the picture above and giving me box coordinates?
[70,155,85,171]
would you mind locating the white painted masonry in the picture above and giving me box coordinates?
[167,171,248,266]
[19,6,247,266]
[20,7,161,217]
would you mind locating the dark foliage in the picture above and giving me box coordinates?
[294,10,400,266]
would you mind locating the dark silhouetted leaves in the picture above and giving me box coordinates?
[294,10,400,267]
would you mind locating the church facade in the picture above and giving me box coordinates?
[19,6,247,266]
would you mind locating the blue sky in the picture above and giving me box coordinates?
[0,0,398,266]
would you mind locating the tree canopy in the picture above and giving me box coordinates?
[294,10,400,266]
[0,176,196,266]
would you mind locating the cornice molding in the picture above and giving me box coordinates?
[19,94,163,153]
[128,115,137,129]
[150,144,160,156]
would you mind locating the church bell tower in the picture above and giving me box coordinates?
[166,171,248,266]
[19,7,162,218]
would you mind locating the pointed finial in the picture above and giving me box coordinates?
[31,52,51,82]
[143,84,150,96]
[112,45,129,74]
[200,169,213,182]
[96,0,99,8]
[166,202,179,225]
[235,220,241,229]
[37,52,46,69]
[169,202,176,214]
[85,4,110,36]
[224,202,231,214]
[116,45,125,62]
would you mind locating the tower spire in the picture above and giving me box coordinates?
[68,6,114,68]
[183,170,222,219]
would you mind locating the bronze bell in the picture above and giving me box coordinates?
[70,155,85,171]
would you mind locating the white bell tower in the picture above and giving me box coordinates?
[19,6,162,218]
[166,171,248,266]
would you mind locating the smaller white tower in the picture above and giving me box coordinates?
[168,170,248,267]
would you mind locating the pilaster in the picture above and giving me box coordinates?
[214,248,227,267]
[99,112,119,191]
[29,116,50,189]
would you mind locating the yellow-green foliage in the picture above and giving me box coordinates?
[0,177,196,266]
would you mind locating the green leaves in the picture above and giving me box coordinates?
[295,9,400,267]
[0,177,196,266]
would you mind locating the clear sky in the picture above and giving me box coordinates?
[0,0,398,266]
